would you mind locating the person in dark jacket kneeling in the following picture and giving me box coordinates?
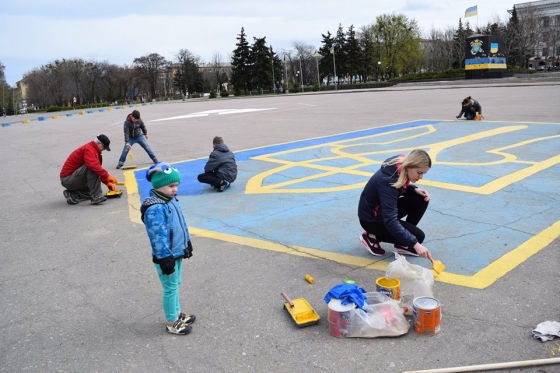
[197,136,238,192]
[456,96,482,120]
[358,149,434,259]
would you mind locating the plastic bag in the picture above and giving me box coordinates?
[346,292,410,338]
[385,253,434,314]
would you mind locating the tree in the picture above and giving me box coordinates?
[207,51,228,93]
[251,36,273,93]
[230,27,252,95]
[173,49,203,98]
[318,31,335,84]
[372,14,422,78]
[333,24,348,81]
[345,25,362,82]
[423,27,455,72]
[357,25,376,82]
[133,53,168,99]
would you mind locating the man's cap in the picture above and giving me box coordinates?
[97,134,111,151]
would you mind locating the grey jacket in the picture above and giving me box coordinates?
[123,113,147,143]
[204,143,238,183]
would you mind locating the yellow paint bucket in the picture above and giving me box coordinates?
[375,277,400,301]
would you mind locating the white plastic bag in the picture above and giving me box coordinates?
[385,253,434,314]
[346,292,410,338]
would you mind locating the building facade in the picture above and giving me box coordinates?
[511,0,560,69]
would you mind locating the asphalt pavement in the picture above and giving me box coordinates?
[1,74,559,373]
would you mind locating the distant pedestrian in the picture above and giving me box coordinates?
[456,96,482,120]
[275,81,282,94]
[197,136,237,192]
[2,107,5,118]
[116,110,158,169]
[141,162,195,335]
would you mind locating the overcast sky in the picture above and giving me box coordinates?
[1,0,532,85]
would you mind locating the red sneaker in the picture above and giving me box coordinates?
[359,232,386,256]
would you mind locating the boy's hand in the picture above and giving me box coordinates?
[107,182,116,191]
[107,175,118,184]
[184,241,194,259]
[159,256,175,275]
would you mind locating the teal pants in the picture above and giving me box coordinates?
[154,259,183,323]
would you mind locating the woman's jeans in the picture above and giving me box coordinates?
[155,259,183,323]
[118,135,157,166]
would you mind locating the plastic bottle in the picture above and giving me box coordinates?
[304,274,315,284]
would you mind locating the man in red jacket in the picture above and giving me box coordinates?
[60,134,117,205]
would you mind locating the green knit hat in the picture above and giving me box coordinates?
[146,162,181,189]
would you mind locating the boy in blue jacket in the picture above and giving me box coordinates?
[141,162,195,335]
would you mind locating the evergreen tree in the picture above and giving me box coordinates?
[318,31,335,84]
[251,36,273,93]
[270,46,283,85]
[334,24,348,81]
[231,27,252,95]
[506,6,521,67]
[173,49,203,98]
[345,25,361,82]
[358,26,375,82]
[452,18,467,69]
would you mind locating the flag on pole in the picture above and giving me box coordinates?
[297,55,301,60]
[329,46,334,54]
[312,52,318,57]
[465,5,478,18]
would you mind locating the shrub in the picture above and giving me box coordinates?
[220,90,230,98]
[291,82,301,93]
[46,105,62,113]
[209,90,217,98]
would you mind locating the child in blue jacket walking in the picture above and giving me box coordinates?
[141,162,195,335]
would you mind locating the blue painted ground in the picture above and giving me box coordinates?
[135,120,560,276]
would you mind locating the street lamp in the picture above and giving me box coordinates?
[378,61,381,81]
[298,55,304,92]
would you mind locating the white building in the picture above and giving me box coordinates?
[510,0,560,69]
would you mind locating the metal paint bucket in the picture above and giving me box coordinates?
[413,296,441,335]
[376,277,401,301]
[327,298,356,338]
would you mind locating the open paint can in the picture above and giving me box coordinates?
[413,296,441,335]
[327,298,356,338]
[376,277,401,301]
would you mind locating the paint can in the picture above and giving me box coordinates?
[475,112,482,121]
[376,277,401,301]
[327,298,356,338]
[413,296,441,335]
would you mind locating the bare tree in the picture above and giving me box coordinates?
[208,51,227,92]
[133,53,168,99]
[423,27,455,72]
[290,41,316,85]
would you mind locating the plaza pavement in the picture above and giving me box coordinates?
[1,74,560,373]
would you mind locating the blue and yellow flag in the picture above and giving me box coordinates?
[465,5,478,18]
[329,46,334,54]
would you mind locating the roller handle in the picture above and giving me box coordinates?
[281,291,294,308]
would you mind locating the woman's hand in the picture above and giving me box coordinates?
[413,243,433,261]
[415,188,430,202]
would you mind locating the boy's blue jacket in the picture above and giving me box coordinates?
[141,190,191,262]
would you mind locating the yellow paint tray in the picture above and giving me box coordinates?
[106,189,123,198]
[281,292,320,328]
[121,165,137,170]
